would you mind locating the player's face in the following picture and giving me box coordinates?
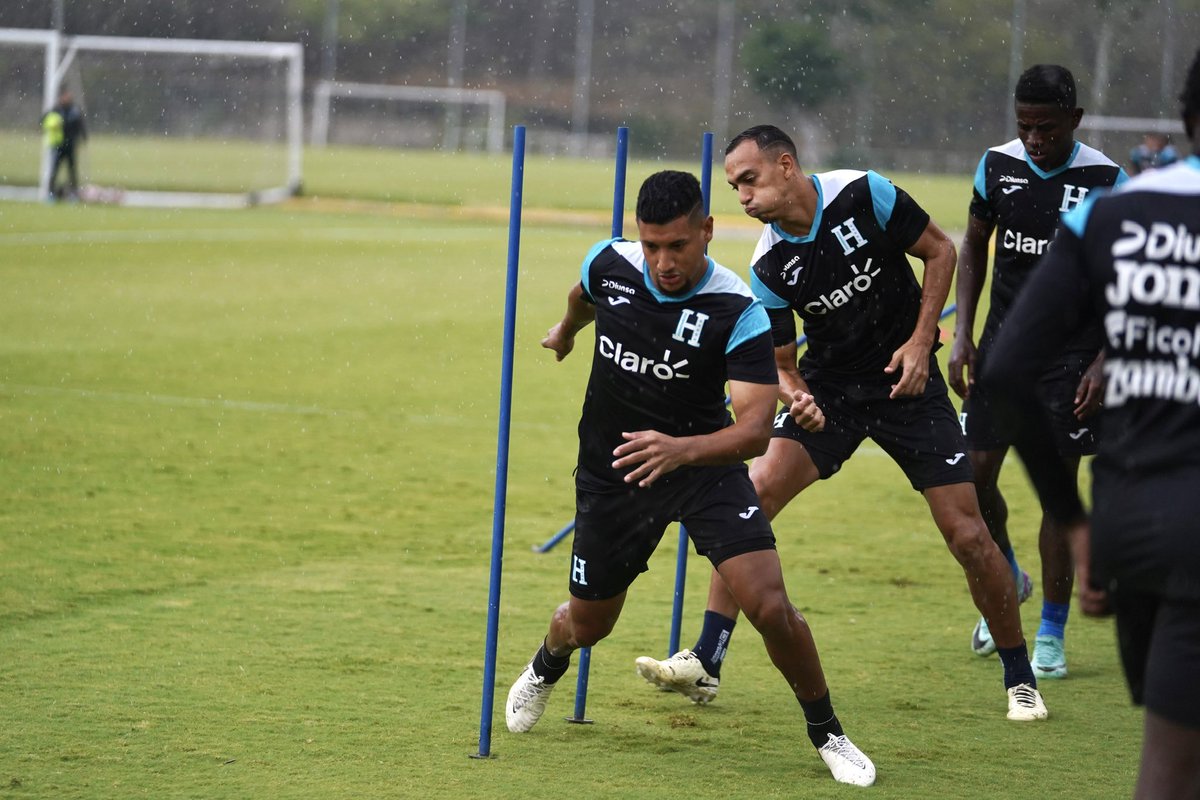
[1015,103,1082,171]
[637,212,713,295]
[724,141,792,223]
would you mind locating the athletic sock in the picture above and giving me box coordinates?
[1037,601,1070,639]
[530,639,571,685]
[799,690,845,748]
[996,641,1037,689]
[691,610,736,678]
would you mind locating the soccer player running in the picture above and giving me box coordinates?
[505,171,876,787]
[635,125,1047,722]
[981,47,1200,798]
[949,65,1128,677]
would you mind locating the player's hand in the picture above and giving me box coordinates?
[1066,517,1112,617]
[947,335,976,399]
[788,391,825,432]
[1073,353,1106,420]
[612,430,688,488]
[884,339,932,399]
[541,323,575,361]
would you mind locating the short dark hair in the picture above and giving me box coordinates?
[1182,47,1200,139]
[636,170,704,225]
[724,124,798,159]
[1015,64,1077,109]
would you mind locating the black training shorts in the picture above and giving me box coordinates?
[963,350,1099,455]
[1112,588,1200,728]
[774,355,973,491]
[570,463,776,601]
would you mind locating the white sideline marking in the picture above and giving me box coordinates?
[0,227,498,247]
[0,383,563,430]
[0,383,356,417]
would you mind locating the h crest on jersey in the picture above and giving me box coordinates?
[1060,184,1090,213]
[672,309,710,347]
[831,216,869,255]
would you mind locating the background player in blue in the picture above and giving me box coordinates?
[949,65,1128,677]
[635,126,1048,722]
[505,171,875,787]
[981,48,1200,798]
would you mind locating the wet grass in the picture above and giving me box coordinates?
[0,131,977,231]
[0,191,1138,799]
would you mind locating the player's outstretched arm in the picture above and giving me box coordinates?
[541,282,595,361]
[772,340,808,404]
[611,380,777,488]
[949,216,996,399]
[771,341,824,431]
[886,220,957,398]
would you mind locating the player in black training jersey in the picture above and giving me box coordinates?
[949,65,1128,676]
[636,126,1048,722]
[982,47,1200,799]
[505,171,875,787]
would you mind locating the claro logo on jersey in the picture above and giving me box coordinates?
[598,335,691,380]
[803,258,881,315]
[1002,228,1050,255]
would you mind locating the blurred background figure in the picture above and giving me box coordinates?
[1128,131,1178,174]
[42,88,88,201]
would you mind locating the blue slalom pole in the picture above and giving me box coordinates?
[532,520,574,553]
[611,126,629,238]
[568,125,629,726]
[475,125,525,759]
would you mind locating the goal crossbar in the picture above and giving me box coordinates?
[1079,115,1183,135]
[310,80,506,152]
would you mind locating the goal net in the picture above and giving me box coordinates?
[0,29,303,208]
[310,80,506,153]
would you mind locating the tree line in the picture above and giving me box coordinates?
[2,0,1196,168]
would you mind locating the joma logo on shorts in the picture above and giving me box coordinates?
[598,335,691,380]
[802,258,880,315]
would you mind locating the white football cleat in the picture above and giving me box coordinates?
[634,649,719,705]
[505,660,556,733]
[1006,683,1049,721]
[817,733,877,787]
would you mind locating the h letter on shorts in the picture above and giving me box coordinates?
[572,555,589,587]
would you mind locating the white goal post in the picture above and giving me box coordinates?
[310,80,506,153]
[0,28,303,208]
[1079,115,1184,135]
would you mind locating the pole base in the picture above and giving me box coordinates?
[564,716,594,725]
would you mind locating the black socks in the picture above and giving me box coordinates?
[800,690,845,749]
[530,639,571,685]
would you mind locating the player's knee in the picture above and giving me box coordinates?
[559,606,615,648]
[740,590,797,639]
[944,519,993,567]
[572,626,608,648]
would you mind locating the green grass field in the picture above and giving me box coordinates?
[0,147,1140,799]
